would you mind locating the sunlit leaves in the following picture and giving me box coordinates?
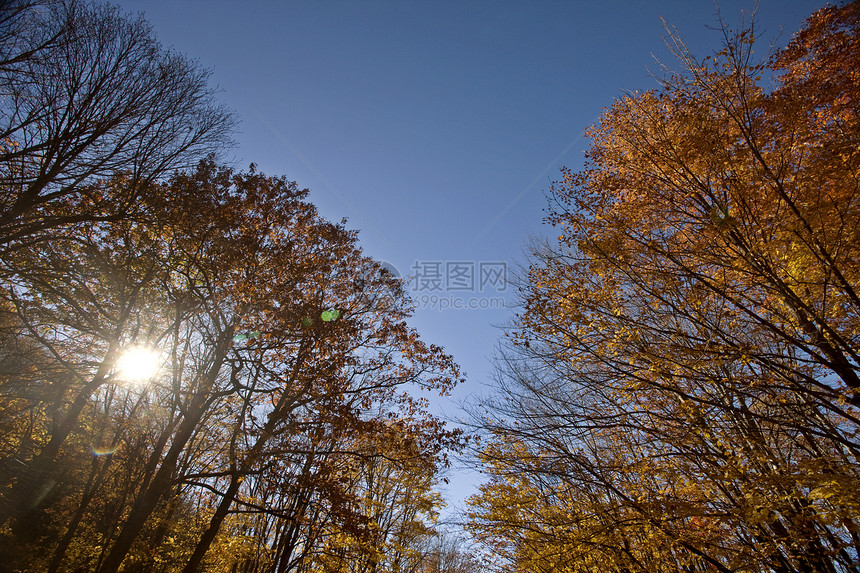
[472,4,860,572]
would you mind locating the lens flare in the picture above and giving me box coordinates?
[92,444,119,456]
[321,309,340,322]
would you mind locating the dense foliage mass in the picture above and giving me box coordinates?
[469,3,860,572]
[0,2,470,572]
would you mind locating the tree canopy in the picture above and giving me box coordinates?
[0,2,469,572]
[0,0,234,250]
[469,3,860,572]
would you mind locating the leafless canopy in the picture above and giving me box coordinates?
[0,0,235,248]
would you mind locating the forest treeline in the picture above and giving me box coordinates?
[468,2,860,572]
[0,2,475,572]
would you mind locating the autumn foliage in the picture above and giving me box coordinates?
[470,3,860,572]
[0,2,465,572]
[0,157,465,572]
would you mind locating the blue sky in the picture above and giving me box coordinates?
[116,0,827,520]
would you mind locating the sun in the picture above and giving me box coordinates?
[115,346,160,384]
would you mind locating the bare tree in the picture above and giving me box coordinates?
[0,0,234,250]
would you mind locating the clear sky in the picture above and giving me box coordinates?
[115,0,827,522]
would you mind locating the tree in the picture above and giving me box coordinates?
[0,164,219,569]
[164,160,463,572]
[305,423,444,573]
[0,159,464,572]
[416,530,483,573]
[0,0,233,250]
[0,174,175,530]
[470,3,860,572]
